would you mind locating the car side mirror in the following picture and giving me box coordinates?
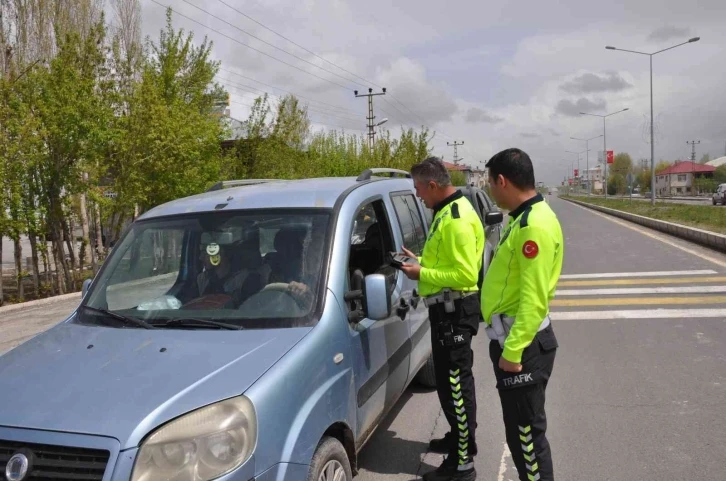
[82,278,93,297]
[363,274,392,321]
[485,212,504,226]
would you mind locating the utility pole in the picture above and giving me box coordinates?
[354,88,386,151]
[687,140,700,195]
[447,141,464,165]
[687,140,700,161]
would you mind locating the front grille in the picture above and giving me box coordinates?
[0,440,109,481]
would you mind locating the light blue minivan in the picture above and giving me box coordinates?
[0,169,503,481]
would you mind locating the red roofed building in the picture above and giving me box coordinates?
[655,161,715,196]
[442,161,488,188]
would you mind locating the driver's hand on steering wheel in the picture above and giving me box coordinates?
[288,281,313,307]
[288,281,308,297]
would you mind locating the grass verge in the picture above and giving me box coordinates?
[561,195,726,235]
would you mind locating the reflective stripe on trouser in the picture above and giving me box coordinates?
[433,328,477,471]
[489,328,557,481]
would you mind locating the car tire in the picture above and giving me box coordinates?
[415,353,437,388]
[306,436,353,481]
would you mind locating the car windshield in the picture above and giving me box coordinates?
[80,209,331,329]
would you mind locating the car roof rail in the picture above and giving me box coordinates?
[356,168,412,182]
[206,179,280,192]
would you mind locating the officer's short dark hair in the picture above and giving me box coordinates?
[485,148,535,190]
[411,156,451,186]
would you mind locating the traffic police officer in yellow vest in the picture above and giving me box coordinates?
[482,148,563,481]
[399,157,484,481]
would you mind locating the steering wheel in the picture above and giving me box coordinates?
[261,282,292,292]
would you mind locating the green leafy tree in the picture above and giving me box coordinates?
[714,165,726,184]
[109,9,229,214]
[450,171,467,186]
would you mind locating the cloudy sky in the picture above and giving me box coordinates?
[137,0,726,185]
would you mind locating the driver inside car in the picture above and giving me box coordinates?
[264,227,315,310]
[188,237,263,309]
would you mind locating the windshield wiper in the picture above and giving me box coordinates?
[152,318,243,330]
[80,305,156,330]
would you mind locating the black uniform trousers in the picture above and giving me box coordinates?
[429,293,481,470]
[489,324,558,481]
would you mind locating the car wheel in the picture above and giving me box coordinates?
[306,437,352,481]
[415,353,437,388]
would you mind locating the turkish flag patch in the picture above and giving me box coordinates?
[522,240,539,259]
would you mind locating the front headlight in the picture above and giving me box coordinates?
[132,396,257,481]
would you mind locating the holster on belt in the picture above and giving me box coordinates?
[485,314,551,348]
[486,314,513,348]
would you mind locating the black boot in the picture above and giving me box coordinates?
[429,432,478,455]
[422,455,476,481]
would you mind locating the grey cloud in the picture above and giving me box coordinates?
[465,107,503,124]
[520,132,540,138]
[648,26,691,42]
[560,72,632,94]
[556,98,606,117]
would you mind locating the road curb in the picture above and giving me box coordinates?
[0,292,82,316]
[563,197,726,253]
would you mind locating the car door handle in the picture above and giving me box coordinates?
[410,289,421,309]
[397,297,411,320]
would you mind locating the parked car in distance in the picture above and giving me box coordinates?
[713,183,726,205]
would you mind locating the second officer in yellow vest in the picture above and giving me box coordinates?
[399,157,484,481]
[482,148,563,481]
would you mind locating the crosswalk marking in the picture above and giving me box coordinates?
[559,270,717,280]
[556,286,726,296]
[557,276,726,287]
[552,270,726,319]
[551,309,726,321]
[551,295,726,307]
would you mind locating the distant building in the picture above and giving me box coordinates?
[442,161,486,188]
[583,166,604,193]
[706,156,726,168]
[655,161,715,196]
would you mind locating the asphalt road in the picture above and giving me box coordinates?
[2,195,725,480]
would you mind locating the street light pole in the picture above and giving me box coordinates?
[606,36,700,205]
[580,108,629,198]
[571,135,603,196]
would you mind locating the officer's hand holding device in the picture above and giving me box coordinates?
[390,247,421,280]
[389,253,416,269]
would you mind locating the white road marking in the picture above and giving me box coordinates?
[556,285,726,296]
[571,203,726,269]
[550,308,726,321]
[559,270,717,280]
[498,441,511,481]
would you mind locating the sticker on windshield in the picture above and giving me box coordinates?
[206,243,220,256]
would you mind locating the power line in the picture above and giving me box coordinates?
[205,0,448,136]
[149,0,351,90]
[154,1,450,142]
[219,72,420,131]
[219,78,364,122]
[219,67,356,114]
[219,68,358,115]
[212,0,383,89]
[228,99,364,132]
[178,0,365,89]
